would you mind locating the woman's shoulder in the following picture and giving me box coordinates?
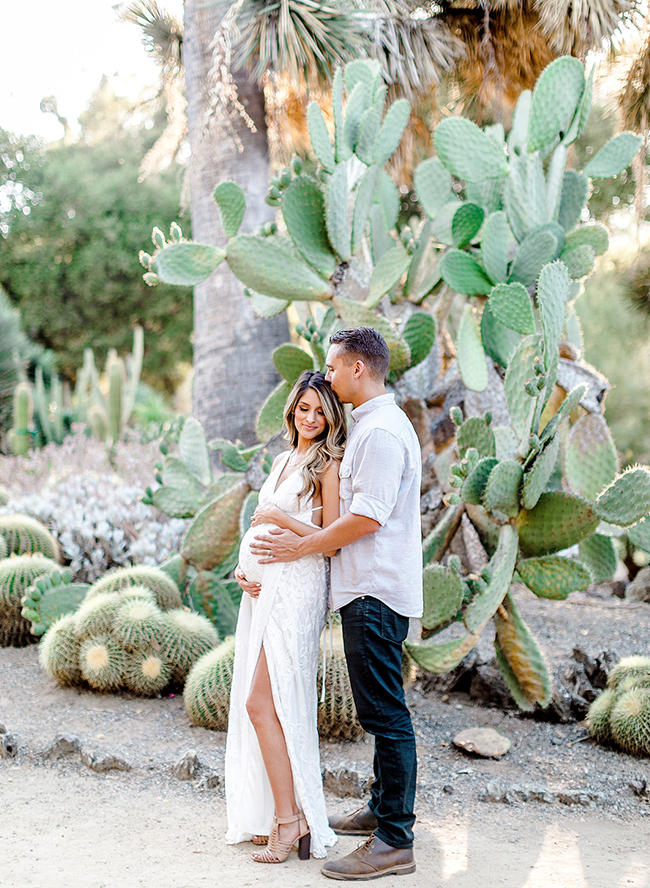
[320,458,341,480]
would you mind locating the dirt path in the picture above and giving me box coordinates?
[3,761,649,888]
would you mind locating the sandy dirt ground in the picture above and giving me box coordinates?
[2,590,650,888]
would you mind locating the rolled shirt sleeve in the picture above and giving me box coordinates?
[349,429,404,526]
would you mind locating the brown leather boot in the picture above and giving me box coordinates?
[328,804,378,836]
[321,835,416,880]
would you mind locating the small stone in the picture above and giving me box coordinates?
[629,779,648,798]
[41,735,82,761]
[0,732,17,759]
[479,781,511,804]
[557,790,605,807]
[322,766,372,798]
[453,727,511,758]
[81,750,131,773]
[441,695,449,703]
[172,751,200,780]
[198,771,222,790]
[442,785,454,794]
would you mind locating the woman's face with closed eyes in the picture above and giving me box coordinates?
[293,388,327,442]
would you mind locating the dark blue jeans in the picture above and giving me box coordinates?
[340,596,417,849]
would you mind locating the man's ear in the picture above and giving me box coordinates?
[353,360,365,378]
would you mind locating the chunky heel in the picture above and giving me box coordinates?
[298,832,311,861]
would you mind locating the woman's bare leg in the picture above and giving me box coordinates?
[246,645,304,854]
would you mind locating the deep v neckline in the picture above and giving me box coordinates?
[273,451,302,495]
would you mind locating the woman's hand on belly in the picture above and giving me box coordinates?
[235,567,261,599]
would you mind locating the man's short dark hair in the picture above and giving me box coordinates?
[329,327,390,381]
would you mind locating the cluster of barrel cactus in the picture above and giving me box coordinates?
[9,327,143,454]
[143,55,649,713]
[183,617,363,740]
[587,657,650,756]
[39,564,219,696]
[0,514,80,646]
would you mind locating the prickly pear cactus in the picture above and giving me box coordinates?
[142,54,648,713]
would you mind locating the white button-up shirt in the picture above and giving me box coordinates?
[330,393,423,618]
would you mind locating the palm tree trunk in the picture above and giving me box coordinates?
[183,0,288,444]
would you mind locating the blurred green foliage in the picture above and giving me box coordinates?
[577,261,650,464]
[0,80,191,395]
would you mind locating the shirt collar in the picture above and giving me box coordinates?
[351,393,395,423]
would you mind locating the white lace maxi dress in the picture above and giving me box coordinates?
[225,452,337,858]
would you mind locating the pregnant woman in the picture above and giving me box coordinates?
[225,370,346,864]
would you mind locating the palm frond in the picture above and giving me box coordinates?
[235,0,363,85]
[116,0,183,76]
[621,28,650,132]
[534,0,641,56]
[360,1,464,101]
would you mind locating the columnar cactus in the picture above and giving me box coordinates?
[142,56,648,711]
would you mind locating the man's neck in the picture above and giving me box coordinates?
[351,385,387,410]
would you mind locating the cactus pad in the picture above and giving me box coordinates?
[0,515,59,561]
[594,467,650,527]
[182,481,248,571]
[557,171,589,233]
[405,631,480,674]
[400,312,437,370]
[521,433,560,510]
[456,416,496,459]
[333,297,410,371]
[183,638,236,730]
[565,414,618,501]
[373,98,411,166]
[281,176,336,279]
[441,250,493,296]
[527,56,585,152]
[152,486,202,519]
[489,283,535,335]
[248,291,290,318]
[421,564,464,636]
[504,334,541,442]
[21,569,89,637]
[516,555,592,599]
[179,417,213,488]
[483,459,523,519]
[413,158,451,220]
[272,344,315,384]
[39,614,83,687]
[481,211,510,284]
[516,492,598,557]
[368,244,411,306]
[564,224,609,256]
[227,235,333,302]
[421,503,464,566]
[537,260,569,372]
[578,533,618,583]
[494,593,552,709]
[583,132,642,179]
[464,524,518,634]
[325,163,351,261]
[256,380,292,441]
[457,305,488,393]
[504,154,548,245]
[434,118,508,182]
[628,516,650,555]
[508,230,558,288]
[560,244,595,280]
[451,204,485,248]
[153,242,226,286]
[538,383,588,445]
[461,457,498,505]
[307,101,335,172]
[481,303,521,368]
[352,165,380,254]
[213,181,246,238]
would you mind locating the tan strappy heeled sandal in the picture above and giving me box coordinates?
[251,812,310,863]
[251,835,268,845]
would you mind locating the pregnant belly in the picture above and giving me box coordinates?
[238,522,276,585]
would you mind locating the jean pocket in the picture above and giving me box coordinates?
[378,602,409,645]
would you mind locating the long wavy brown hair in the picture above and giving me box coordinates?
[283,371,346,502]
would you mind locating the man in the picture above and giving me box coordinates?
[247,327,423,880]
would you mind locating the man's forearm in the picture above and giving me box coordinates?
[297,512,380,556]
